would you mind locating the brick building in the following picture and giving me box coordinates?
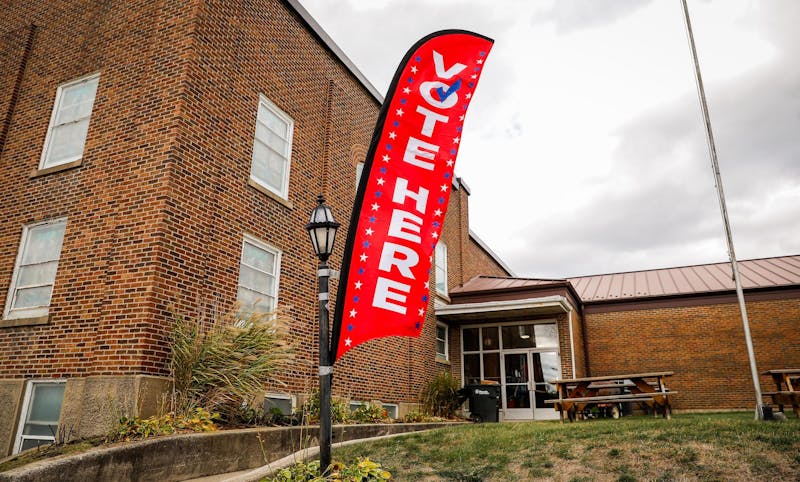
[441,256,800,420]
[0,0,510,456]
[2,0,798,459]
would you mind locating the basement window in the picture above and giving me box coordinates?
[264,393,293,417]
[14,380,66,454]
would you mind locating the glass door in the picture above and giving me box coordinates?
[502,352,533,420]
[532,351,561,420]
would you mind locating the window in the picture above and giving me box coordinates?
[355,162,364,191]
[435,242,448,296]
[14,380,66,454]
[40,73,100,170]
[436,322,449,360]
[237,235,281,313]
[383,403,399,419]
[4,219,67,320]
[250,95,293,198]
[264,393,293,416]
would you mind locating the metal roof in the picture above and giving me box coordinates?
[451,276,566,294]
[570,255,800,302]
[451,255,800,302]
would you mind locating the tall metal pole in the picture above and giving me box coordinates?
[680,0,764,420]
[317,260,333,471]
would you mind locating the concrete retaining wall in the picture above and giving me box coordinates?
[0,423,454,481]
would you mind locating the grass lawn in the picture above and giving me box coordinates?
[332,412,800,481]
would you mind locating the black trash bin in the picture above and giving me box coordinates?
[463,384,500,423]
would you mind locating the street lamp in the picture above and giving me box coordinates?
[305,194,339,472]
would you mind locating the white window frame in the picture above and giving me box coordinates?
[436,322,449,361]
[264,392,294,416]
[39,73,100,170]
[435,242,448,296]
[237,234,281,314]
[355,162,364,191]
[13,379,66,454]
[250,94,294,199]
[4,218,67,320]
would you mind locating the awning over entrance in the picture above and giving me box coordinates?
[435,295,570,322]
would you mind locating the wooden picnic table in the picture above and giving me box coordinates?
[762,369,800,417]
[546,372,676,423]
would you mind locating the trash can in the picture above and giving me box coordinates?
[462,384,500,423]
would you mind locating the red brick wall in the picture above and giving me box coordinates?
[462,237,511,283]
[0,0,494,407]
[0,0,199,377]
[583,295,800,410]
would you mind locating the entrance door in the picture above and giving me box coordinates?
[531,351,561,420]
[502,350,562,420]
[502,352,532,420]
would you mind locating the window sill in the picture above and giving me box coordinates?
[248,178,293,209]
[435,356,450,365]
[435,292,451,303]
[1,315,50,328]
[30,159,82,178]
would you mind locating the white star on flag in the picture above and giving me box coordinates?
[365,227,374,236]
[453,136,460,144]
[389,132,396,140]
[465,93,472,99]
[440,184,448,192]
[403,87,411,94]
[434,209,442,217]
[396,108,404,116]
[382,154,390,162]
[446,159,454,167]
[360,253,368,262]
[411,65,418,74]
[418,308,425,316]
[345,338,352,347]
[477,59,483,64]
[355,281,362,289]
[376,177,385,186]
[349,309,357,318]
[471,74,477,79]
[424,281,429,289]
[432,231,439,239]
[458,115,464,121]
[371,202,380,211]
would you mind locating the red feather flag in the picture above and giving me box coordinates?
[331,30,494,360]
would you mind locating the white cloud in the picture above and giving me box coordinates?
[300,0,800,278]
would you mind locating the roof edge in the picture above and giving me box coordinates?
[284,0,384,103]
[468,230,515,276]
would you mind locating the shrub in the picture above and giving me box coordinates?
[301,390,350,424]
[351,402,389,424]
[109,408,218,442]
[169,308,293,422]
[419,372,463,419]
[271,457,391,481]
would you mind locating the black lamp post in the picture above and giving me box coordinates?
[305,194,339,472]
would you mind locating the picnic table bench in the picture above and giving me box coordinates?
[546,372,676,423]
[762,369,800,418]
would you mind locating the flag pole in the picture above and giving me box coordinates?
[680,0,764,420]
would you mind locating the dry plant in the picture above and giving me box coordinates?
[169,305,294,422]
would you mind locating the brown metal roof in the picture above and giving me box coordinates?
[451,255,800,303]
[569,255,800,302]
[451,276,565,294]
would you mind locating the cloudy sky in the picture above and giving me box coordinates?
[300,0,800,278]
